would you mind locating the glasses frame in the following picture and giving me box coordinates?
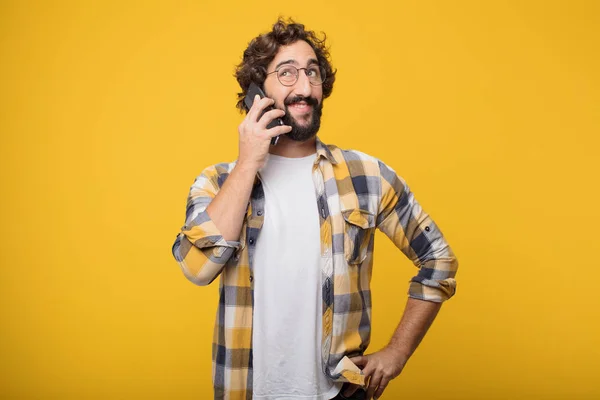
[266,64,326,87]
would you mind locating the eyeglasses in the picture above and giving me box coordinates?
[266,64,326,86]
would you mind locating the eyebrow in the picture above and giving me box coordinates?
[274,58,319,70]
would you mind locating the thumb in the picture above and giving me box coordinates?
[350,355,368,367]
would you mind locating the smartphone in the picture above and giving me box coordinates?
[244,82,284,146]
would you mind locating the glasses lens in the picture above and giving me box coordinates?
[277,66,298,85]
[307,66,325,85]
[275,65,326,86]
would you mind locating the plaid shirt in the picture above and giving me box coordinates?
[172,136,458,400]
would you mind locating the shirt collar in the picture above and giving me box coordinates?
[315,136,338,165]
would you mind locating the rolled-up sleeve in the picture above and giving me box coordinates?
[376,160,458,302]
[171,166,240,286]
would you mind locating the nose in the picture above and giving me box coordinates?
[293,69,312,98]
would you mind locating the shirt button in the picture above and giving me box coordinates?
[425,226,431,232]
[257,210,263,216]
[249,238,255,245]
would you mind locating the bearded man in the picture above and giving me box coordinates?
[172,18,458,400]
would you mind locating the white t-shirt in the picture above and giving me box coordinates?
[252,153,342,400]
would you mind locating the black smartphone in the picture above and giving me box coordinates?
[243,82,284,146]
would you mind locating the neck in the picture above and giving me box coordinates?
[268,136,317,158]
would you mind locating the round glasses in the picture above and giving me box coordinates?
[266,64,326,86]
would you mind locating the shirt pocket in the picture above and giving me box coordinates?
[342,209,376,265]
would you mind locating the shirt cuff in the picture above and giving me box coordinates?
[407,258,458,302]
[181,210,241,257]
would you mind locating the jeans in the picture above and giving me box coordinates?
[332,384,367,400]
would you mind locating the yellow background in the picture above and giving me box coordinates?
[1,0,599,398]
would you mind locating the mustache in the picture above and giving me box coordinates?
[284,96,319,107]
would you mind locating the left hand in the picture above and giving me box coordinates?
[349,346,407,399]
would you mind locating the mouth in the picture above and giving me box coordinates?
[288,101,312,114]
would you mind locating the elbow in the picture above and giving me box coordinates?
[171,234,223,286]
[181,264,220,286]
[182,249,232,285]
[171,233,235,286]
[173,258,223,287]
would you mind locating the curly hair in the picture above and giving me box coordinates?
[234,17,336,112]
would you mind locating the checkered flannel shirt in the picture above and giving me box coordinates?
[172,136,458,400]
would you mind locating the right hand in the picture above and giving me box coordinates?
[238,95,292,170]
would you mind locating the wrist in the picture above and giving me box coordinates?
[385,343,410,365]
[235,160,260,175]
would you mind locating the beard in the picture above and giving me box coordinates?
[281,96,323,142]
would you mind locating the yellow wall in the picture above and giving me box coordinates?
[1,1,599,398]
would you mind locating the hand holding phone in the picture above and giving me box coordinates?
[243,82,285,146]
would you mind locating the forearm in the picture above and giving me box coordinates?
[173,161,257,285]
[386,298,442,363]
[205,161,259,241]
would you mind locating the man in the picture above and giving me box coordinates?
[172,18,458,400]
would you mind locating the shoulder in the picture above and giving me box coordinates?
[192,161,238,189]
[328,143,387,177]
[203,161,238,176]
[326,143,408,193]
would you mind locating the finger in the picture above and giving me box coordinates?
[366,372,383,400]
[373,377,390,400]
[361,363,375,381]
[247,95,269,117]
[257,108,286,129]
[248,96,275,122]
[265,124,292,138]
[244,94,260,122]
[342,383,360,397]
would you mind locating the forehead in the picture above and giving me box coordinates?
[268,40,318,68]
